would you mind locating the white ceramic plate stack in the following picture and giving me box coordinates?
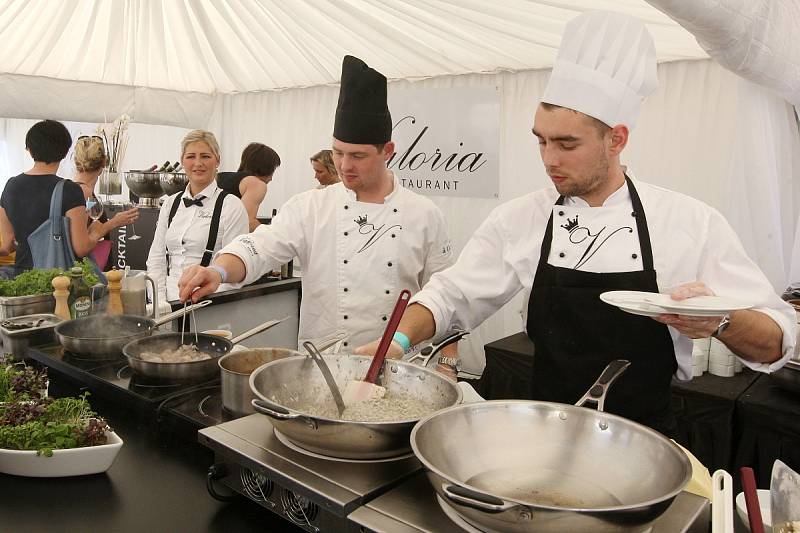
[692,338,711,377]
[709,338,743,377]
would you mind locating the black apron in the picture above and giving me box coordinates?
[526,178,678,437]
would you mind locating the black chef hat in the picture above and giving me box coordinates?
[333,55,392,144]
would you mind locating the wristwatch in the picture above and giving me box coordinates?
[437,356,461,372]
[711,314,731,338]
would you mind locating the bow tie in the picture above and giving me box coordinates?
[183,195,206,208]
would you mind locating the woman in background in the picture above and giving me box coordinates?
[216,143,281,231]
[72,135,139,240]
[310,149,340,187]
[0,120,96,274]
[147,130,249,300]
[72,135,139,270]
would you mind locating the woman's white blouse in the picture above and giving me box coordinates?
[147,182,249,300]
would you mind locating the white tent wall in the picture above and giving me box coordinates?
[209,57,800,373]
[0,74,218,129]
[0,118,190,193]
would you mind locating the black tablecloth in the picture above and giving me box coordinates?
[734,373,800,488]
[482,331,760,473]
[671,371,759,473]
[477,332,535,399]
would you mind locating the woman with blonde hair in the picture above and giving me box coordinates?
[147,130,248,300]
[310,149,340,187]
[72,135,139,242]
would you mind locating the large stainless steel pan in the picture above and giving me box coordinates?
[410,360,692,533]
[250,354,462,459]
[122,317,288,381]
[54,301,211,359]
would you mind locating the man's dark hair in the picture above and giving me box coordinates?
[25,119,72,164]
[372,143,387,153]
[540,102,611,137]
[238,143,281,177]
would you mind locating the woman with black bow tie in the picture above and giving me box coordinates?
[146,130,249,301]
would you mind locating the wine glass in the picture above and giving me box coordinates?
[123,201,141,241]
[86,195,105,222]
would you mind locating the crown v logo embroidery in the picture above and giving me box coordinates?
[559,213,634,269]
[353,214,402,254]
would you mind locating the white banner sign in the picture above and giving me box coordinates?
[387,87,500,199]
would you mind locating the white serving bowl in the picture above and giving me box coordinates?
[735,489,772,530]
[0,431,123,477]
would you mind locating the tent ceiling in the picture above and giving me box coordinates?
[0,0,706,95]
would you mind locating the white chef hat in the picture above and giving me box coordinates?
[541,10,658,129]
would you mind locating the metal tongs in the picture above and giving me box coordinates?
[181,288,203,345]
[403,329,469,367]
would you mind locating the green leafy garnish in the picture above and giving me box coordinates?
[0,258,100,297]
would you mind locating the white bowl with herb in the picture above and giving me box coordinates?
[0,361,122,477]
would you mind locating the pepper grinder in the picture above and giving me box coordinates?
[105,269,124,315]
[52,275,71,320]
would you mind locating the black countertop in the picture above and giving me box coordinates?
[0,371,300,533]
[167,276,302,310]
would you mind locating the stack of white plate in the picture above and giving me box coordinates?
[692,338,711,377]
[709,338,742,377]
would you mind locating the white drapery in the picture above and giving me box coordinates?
[2,58,798,372]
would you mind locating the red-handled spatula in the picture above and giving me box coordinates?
[740,467,765,533]
[342,289,411,405]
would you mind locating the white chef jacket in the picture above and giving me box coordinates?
[147,182,249,300]
[220,173,453,349]
[413,173,797,380]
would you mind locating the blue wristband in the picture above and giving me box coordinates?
[393,332,411,352]
[208,265,227,283]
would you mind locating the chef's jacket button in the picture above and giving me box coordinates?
[181,240,185,245]
[343,341,348,347]
[385,290,390,294]
[344,259,348,264]
[391,234,396,238]
[344,205,349,210]
[393,208,398,213]
[382,316,387,321]
[558,210,564,216]
[388,262,393,267]
[343,287,348,292]
[558,252,565,258]
[632,253,638,259]
[344,315,348,320]
[344,231,348,236]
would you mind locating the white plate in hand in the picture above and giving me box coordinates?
[600,291,669,317]
[643,294,752,316]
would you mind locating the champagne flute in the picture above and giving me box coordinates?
[123,201,141,241]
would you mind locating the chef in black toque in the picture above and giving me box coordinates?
[178,56,456,357]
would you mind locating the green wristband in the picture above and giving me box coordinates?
[393,332,411,352]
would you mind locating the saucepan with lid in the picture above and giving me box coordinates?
[410,360,692,533]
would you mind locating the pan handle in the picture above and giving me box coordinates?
[230,316,290,345]
[153,300,212,327]
[405,329,469,366]
[574,359,630,412]
[442,484,519,514]
[251,399,318,430]
[252,398,301,420]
